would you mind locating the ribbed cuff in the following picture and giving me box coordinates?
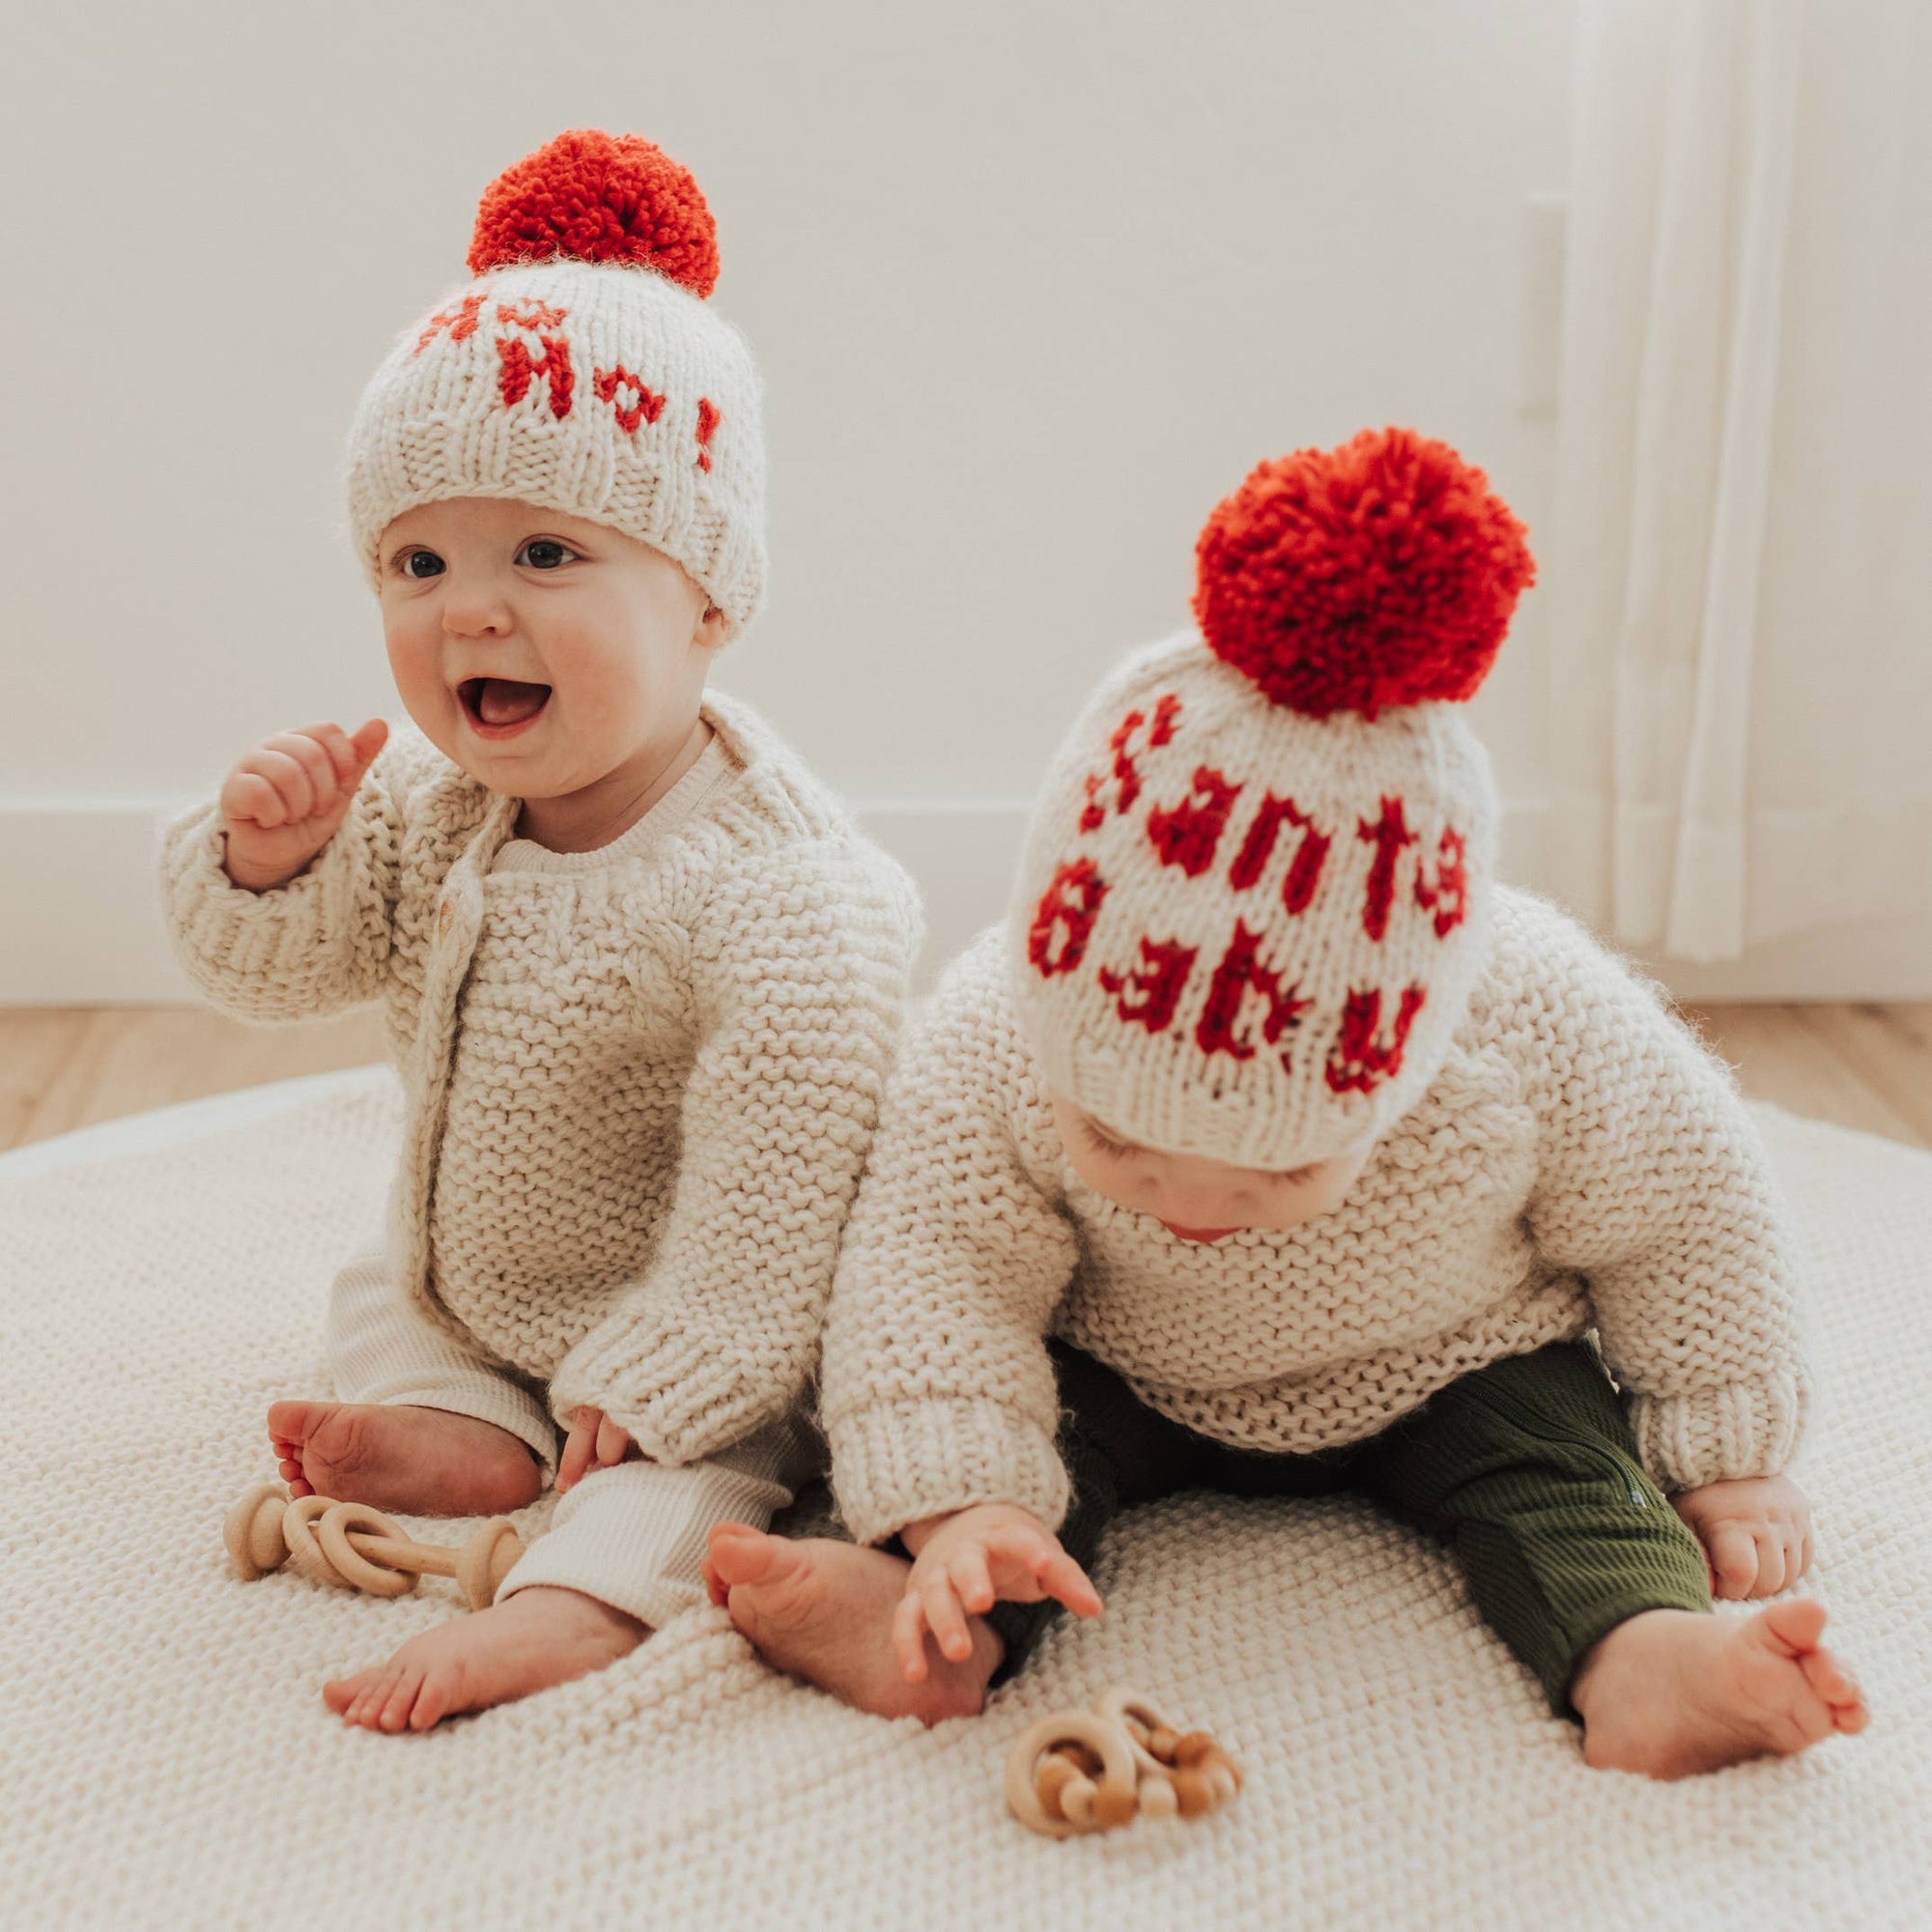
[1630,1376,1807,1491]
[159,806,363,1013]
[827,1398,1070,1548]
[549,1318,801,1469]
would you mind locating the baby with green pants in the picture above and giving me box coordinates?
[705,429,1868,1778]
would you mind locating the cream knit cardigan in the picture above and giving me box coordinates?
[820,886,1809,1546]
[160,689,922,1465]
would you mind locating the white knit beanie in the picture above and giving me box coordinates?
[1008,427,1537,1171]
[346,128,766,633]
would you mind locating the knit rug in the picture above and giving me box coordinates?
[3,1069,1929,1931]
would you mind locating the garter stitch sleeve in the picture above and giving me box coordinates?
[545,838,922,1465]
[819,928,1082,1547]
[157,728,440,1023]
[1507,893,1810,1490]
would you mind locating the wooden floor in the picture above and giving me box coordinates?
[3,1000,1929,1158]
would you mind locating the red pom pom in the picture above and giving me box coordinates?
[468,128,720,297]
[1192,427,1536,719]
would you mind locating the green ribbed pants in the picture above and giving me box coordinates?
[983,1337,1713,1719]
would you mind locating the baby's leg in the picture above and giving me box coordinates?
[269,1212,554,1515]
[326,1410,817,1731]
[1362,1340,1868,1776]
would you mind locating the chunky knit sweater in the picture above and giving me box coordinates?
[160,689,922,1465]
[819,886,1809,1546]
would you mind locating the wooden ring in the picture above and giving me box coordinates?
[455,1519,524,1611]
[1005,1711,1139,1838]
[316,1502,415,1598]
[1094,1685,1181,1777]
[224,1484,290,1580]
[281,1494,345,1589]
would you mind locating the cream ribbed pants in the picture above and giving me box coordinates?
[326,1215,822,1629]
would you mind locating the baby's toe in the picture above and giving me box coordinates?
[409,1668,456,1731]
[377,1666,426,1733]
[322,1668,376,1718]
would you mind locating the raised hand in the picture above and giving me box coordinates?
[219,718,388,892]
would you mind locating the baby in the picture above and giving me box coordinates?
[161,130,920,1730]
[707,429,1870,1779]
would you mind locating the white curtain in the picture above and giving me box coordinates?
[1545,0,1932,962]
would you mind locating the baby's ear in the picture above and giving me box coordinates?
[696,602,733,650]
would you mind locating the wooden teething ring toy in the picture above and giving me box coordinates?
[1005,1710,1141,1839]
[1094,1685,1242,1817]
[224,1482,524,1610]
[1007,1684,1242,1836]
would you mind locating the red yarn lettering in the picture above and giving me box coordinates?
[1413,825,1470,938]
[496,299,568,330]
[414,292,486,354]
[1194,921,1313,1065]
[497,333,576,420]
[1325,984,1429,1094]
[1028,859,1109,978]
[1078,694,1182,834]
[594,364,667,435]
[1097,936,1198,1033]
[1228,792,1332,915]
[1357,795,1418,941]
[1146,766,1242,877]
[696,397,721,470]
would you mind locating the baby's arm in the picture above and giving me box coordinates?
[161,719,428,1021]
[1515,895,1810,1496]
[818,929,1085,1549]
[545,839,923,1464]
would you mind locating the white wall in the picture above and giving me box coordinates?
[8,0,1902,1001]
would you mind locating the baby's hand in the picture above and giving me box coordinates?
[554,1405,647,1492]
[218,719,388,892]
[1671,1472,1814,1599]
[894,1502,1102,1684]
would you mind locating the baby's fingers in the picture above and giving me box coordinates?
[262,732,341,819]
[1706,1521,1760,1599]
[892,1585,934,1684]
[1037,1548,1103,1618]
[918,1567,976,1664]
[946,1544,997,1618]
[594,1412,635,1468]
[219,769,290,829]
[555,1407,599,1492]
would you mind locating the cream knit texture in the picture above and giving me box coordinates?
[822,886,1809,1547]
[158,687,922,1465]
[5,1067,1918,1928]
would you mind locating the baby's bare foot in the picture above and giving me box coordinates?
[266,1400,541,1515]
[1571,1598,1869,1778]
[323,1585,642,1732]
[704,1522,1000,1723]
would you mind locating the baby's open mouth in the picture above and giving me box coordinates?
[458,677,553,730]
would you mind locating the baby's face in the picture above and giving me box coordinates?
[376,497,727,800]
[1049,1092,1378,1241]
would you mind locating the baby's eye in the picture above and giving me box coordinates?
[1080,1121,1134,1159]
[517,538,579,570]
[398,549,445,580]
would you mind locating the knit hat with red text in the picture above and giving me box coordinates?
[346,128,765,632]
[1008,427,1535,1170]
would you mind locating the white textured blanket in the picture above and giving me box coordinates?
[2,1069,1928,1930]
